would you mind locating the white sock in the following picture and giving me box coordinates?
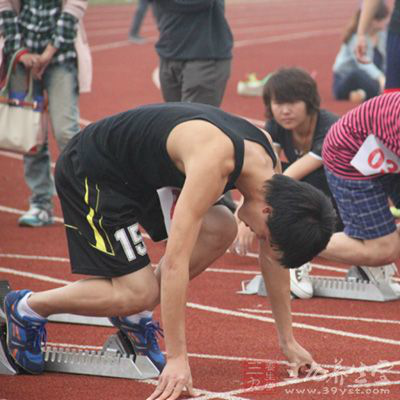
[124,310,152,324]
[17,293,46,320]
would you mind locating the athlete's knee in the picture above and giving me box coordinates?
[366,234,400,265]
[202,205,237,250]
[382,240,400,263]
[111,273,159,314]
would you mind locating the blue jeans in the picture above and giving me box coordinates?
[11,62,80,210]
[332,70,380,101]
[385,31,400,90]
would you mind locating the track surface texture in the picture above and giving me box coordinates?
[1,1,399,399]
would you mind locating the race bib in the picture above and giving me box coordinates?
[156,186,181,235]
[350,134,400,176]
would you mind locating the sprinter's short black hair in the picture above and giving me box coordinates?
[265,174,336,269]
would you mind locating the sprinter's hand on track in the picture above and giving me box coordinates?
[283,339,328,378]
[147,357,198,400]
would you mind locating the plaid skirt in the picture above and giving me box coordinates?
[324,168,400,240]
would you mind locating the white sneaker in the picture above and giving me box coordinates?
[390,282,400,295]
[236,73,272,96]
[18,206,54,227]
[290,263,313,299]
[356,264,398,284]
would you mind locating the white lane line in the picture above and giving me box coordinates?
[240,308,400,325]
[0,150,23,160]
[42,341,400,375]
[2,266,399,347]
[0,253,351,278]
[0,267,71,285]
[0,254,260,276]
[3,266,399,394]
[0,254,70,263]
[214,360,400,397]
[234,27,340,48]
[87,28,341,54]
[187,303,400,347]
[85,17,346,39]
[0,205,64,223]
[1,252,398,284]
[206,267,257,275]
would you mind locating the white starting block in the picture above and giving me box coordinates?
[239,265,400,302]
[0,281,160,380]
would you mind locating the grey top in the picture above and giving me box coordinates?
[332,32,386,80]
[153,0,233,60]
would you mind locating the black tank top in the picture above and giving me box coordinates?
[77,102,276,194]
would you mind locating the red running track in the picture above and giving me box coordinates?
[1,1,399,399]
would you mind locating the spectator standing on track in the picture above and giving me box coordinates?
[152,0,236,210]
[4,102,336,400]
[333,2,389,104]
[320,93,400,287]
[356,0,400,93]
[0,0,92,228]
[152,0,232,107]
[128,0,152,44]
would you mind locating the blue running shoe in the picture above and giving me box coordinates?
[109,316,165,372]
[4,290,47,374]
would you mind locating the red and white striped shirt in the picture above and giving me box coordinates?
[322,93,400,179]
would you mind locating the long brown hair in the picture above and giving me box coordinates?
[342,1,389,44]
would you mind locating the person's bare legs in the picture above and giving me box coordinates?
[153,204,237,291]
[27,205,236,318]
[320,228,400,266]
[27,264,159,318]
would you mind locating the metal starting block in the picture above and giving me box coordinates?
[48,313,112,327]
[44,330,159,379]
[0,280,160,380]
[239,266,400,302]
[238,274,267,296]
[310,266,400,302]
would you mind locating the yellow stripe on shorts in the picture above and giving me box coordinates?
[84,178,114,255]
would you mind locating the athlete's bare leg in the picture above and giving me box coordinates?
[152,204,237,300]
[320,227,400,266]
[27,205,236,318]
[27,264,159,317]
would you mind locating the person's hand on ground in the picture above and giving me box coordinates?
[147,357,198,400]
[282,339,328,379]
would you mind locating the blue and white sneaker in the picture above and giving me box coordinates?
[4,290,47,374]
[109,316,165,372]
[18,206,54,227]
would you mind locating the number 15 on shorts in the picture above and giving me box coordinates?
[115,223,148,261]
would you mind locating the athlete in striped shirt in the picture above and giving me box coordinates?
[321,93,400,281]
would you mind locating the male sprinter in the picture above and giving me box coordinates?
[4,102,336,400]
[321,93,400,284]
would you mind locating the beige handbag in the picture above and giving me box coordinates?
[0,52,47,154]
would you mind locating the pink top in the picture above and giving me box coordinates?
[322,93,400,179]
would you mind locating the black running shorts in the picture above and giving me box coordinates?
[54,141,162,278]
[55,135,231,278]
